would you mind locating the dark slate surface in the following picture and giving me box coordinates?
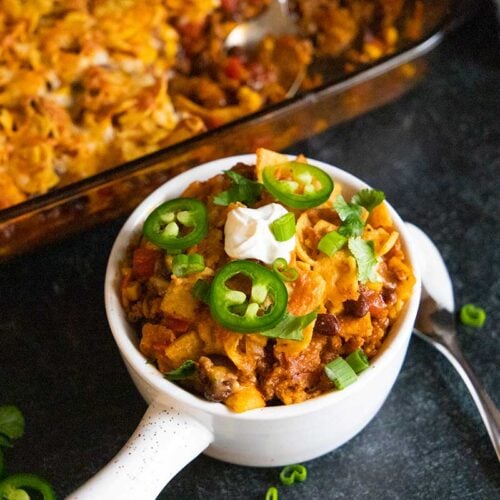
[1,6,499,500]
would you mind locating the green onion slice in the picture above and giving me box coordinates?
[270,212,296,242]
[272,258,298,282]
[279,464,307,486]
[324,357,358,389]
[459,303,486,328]
[317,231,347,256]
[345,348,369,374]
[0,405,25,441]
[172,253,205,277]
[265,486,279,500]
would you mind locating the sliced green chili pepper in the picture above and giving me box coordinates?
[279,464,307,485]
[262,161,333,209]
[0,473,56,500]
[143,198,208,251]
[209,260,288,333]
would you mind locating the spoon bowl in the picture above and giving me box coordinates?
[224,0,304,98]
[224,0,298,51]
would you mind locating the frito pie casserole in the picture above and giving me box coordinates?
[119,149,415,412]
[0,0,425,210]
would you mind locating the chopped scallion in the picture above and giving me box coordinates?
[265,486,278,500]
[324,357,357,389]
[459,303,486,328]
[272,258,298,282]
[345,348,369,374]
[172,253,205,277]
[318,231,347,256]
[0,405,25,441]
[270,212,296,242]
[279,464,307,486]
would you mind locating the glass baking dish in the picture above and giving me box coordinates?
[0,0,472,260]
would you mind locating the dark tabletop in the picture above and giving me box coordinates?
[1,5,499,500]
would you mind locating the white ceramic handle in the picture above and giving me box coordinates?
[67,400,213,500]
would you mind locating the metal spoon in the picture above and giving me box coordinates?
[224,0,303,98]
[224,0,298,51]
[406,223,500,461]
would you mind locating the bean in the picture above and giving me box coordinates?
[343,293,369,318]
[314,313,340,336]
[382,287,397,305]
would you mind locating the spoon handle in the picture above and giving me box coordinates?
[415,329,500,461]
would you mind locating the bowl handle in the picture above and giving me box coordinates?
[67,400,213,499]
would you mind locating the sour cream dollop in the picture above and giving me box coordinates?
[224,203,296,264]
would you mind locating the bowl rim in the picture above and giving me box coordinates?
[105,153,421,421]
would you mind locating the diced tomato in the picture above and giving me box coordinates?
[164,316,191,333]
[132,247,160,280]
[225,56,247,81]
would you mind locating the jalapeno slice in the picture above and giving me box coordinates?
[0,473,56,500]
[143,198,208,251]
[262,161,334,209]
[209,260,288,333]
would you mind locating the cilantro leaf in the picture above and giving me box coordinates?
[164,360,197,381]
[333,195,362,221]
[348,237,378,283]
[0,405,24,442]
[213,171,263,206]
[212,190,231,206]
[334,195,364,237]
[338,215,364,238]
[259,310,318,340]
[351,189,385,212]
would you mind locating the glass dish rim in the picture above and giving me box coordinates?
[0,0,468,225]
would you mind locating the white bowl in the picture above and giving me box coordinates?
[69,154,421,500]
